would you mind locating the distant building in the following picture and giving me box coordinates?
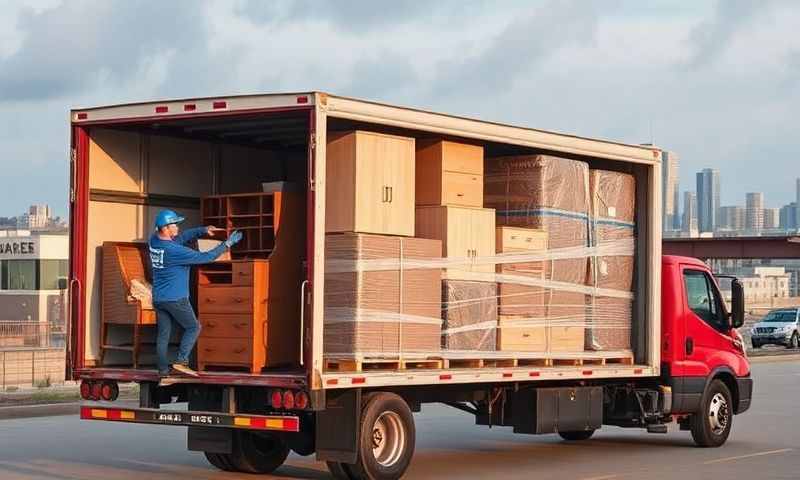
[780,202,798,231]
[661,151,680,231]
[16,205,53,230]
[745,192,764,233]
[796,178,800,228]
[719,266,790,304]
[682,191,698,236]
[696,169,720,233]
[763,207,780,230]
[718,206,745,232]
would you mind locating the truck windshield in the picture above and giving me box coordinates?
[762,311,797,323]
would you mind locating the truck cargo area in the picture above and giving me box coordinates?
[77,108,312,377]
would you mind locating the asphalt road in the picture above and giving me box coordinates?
[0,361,797,480]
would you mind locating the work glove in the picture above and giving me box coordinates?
[225,230,243,248]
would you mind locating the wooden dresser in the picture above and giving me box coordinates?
[197,191,304,373]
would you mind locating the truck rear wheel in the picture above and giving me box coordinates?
[327,461,356,479]
[347,392,415,480]
[229,430,290,473]
[690,380,733,448]
[558,430,595,441]
[203,452,236,471]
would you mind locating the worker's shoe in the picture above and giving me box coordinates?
[158,369,170,378]
[171,362,199,377]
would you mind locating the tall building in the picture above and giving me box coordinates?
[763,207,780,230]
[796,178,800,228]
[16,205,52,230]
[696,168,720,233]
[682,191,698,234]
[718,206,745,231]
[661,151,680,231]
[745,193,764,232]
[780,202,798,230]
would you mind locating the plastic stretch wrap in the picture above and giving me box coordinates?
[322,155,637,360]
[323,233,442,355]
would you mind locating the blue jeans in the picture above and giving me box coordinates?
[154,298,201,373]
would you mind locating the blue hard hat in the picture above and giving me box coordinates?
[154,209,185,229]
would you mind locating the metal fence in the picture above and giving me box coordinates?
[0,321,65,350]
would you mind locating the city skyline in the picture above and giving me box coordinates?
[2,2,800,218]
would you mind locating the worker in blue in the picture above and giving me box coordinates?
[149,209,243,377]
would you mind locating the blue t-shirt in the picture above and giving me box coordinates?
[148,226,228,303]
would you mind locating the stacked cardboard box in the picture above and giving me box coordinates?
[323,233,442,356]
[588,169,636,351]
[485,155,591,352]
[441,280,498,351]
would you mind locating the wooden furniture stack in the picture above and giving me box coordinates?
[197,191,304,372]
[414,141,498,352]
[100,242,157,368]
[324,131,442,358]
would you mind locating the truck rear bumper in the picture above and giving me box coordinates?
[75,368,306,389]
[80,405,300,432]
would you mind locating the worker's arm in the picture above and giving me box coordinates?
[173,226,210,245]
[166,242,228,266]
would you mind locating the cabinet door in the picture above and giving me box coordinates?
[470,209,496,273]
[353,132,390,234]
[383,136,415,236]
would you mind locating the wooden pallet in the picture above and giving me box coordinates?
[324,357,444,373]
[439,351,634,369]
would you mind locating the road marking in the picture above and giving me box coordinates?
[702,448,793,465]
[580,475,620,480]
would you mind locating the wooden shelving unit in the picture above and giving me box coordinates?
[201,192,283,260]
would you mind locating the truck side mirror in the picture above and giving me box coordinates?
[730,278,745,329]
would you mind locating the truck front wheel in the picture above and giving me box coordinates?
[558,430,595,441]
[347,392,416,480]
[690,380,733,448]
[229,430,290,473]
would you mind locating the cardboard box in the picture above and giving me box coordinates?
[324,233,442,355]
[442,280,497,351]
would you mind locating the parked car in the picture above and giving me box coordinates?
[750,308,800,349]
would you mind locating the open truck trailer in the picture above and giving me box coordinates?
[68,92,751,479]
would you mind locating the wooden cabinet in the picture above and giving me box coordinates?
[416,141,483,207]
[197,191,305,372]
[326,130,415,236]
[495,226,547,317]
[415,205,495,280]
[496,317,547,352]
[197,260,269,373]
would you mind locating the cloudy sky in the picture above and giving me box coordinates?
[1,0,799,218]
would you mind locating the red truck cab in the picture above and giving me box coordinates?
[660,255,752,446]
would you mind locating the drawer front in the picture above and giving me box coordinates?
[550,326,585,352]
[497,321,547,351]
[442,171,482,207]
[232,262,254,286]
[441,142,483,175]
[496,226,547,252]
[199,314,252,339]
[198,337,253,364]
[198,286,254,314]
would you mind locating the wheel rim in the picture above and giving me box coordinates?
[371,411,405,467]
[708,392,730,435]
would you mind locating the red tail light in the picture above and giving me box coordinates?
[295,391,309,410]
[282,390,295,410]
[100,382,119,401]
[270,390,283,410]
[80,381,91,400]
[90,382,103,401]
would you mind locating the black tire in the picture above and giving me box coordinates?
[788,333,798,349]
[327,461,356,479]
[690,379,733,448]
[558,430,595,441]
[347,392,415,480]
[229,430,290,474]
[204,452,234,471]
[751,340,760,349]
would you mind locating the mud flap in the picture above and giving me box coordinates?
[315,389,361,463]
